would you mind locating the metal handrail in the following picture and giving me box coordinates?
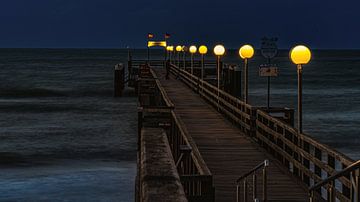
[309,160,360,191]
[236,160,269,202]
[309,160,360,202]
[236,160,269,183]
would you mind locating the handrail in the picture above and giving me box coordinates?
[236,160,269,202]
[150,68,175,108]
[236,160,269,183]
[310,160,360,190]
[167,62,357,202]
[145,66,214,201]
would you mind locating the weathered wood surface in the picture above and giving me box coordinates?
[139,127,187,202]
[153,68,309,202]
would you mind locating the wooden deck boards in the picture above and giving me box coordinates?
[154,68,308,202]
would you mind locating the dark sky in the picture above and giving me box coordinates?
[1,0,360,49]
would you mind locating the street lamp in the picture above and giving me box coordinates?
[290,45,311,134]
[239,44,255,104]
[199,45,208,80]
[214,44,226,108]
[189,45,197,74]
[176,45,182,67]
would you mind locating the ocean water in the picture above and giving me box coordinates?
[0,49,359,201]
[0,49,137,201]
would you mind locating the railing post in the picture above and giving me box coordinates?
[253,174,257,200]
[236,184,240,202]
[309,191,314,202]
[355,169,360,202]
[263,160,268,202]
[328,180,335,202]
[244,178,248,202]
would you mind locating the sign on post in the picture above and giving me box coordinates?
[261,37,278,59]
[259,66,279,77]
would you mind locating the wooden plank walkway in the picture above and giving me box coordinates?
[153,68,309,202]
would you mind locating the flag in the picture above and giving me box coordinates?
[165,33,171,39]
[148,33,154,39]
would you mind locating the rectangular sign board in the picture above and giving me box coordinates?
[259,67,279,77]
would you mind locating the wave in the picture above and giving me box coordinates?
[0,87,134,98]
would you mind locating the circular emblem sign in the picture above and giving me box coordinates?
[261,37,278,59]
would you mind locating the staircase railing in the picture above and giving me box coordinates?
[236,160,269,202]
[309,160,360,202]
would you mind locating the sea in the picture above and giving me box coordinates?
[0,48,359,201]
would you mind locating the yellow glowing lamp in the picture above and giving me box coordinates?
[213,45,225,56]
[199,45,208,55]
[239,45,254,59]
[290,45,311,65]
[189,45,197,54]
[176,45,182,52]
[166,46,174,51]
[148,41,167,48]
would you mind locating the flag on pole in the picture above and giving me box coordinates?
[165,33,171,39]
[148,33,154,39]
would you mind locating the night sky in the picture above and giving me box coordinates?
[1,0,360,49]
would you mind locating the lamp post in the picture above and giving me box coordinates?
[182,46,187,70]
[214,45,226,109]
[239,45,255,104]
[176,45,182,67]
[290,45,311,134]
[199,45,208,81]
[167,46,174,63]
[189,45,197,75]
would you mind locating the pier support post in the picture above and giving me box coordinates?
[114,63,125,97]
[230,65,242,99]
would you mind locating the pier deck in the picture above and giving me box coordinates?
[153,68,308,201]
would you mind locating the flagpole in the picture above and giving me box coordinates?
[164,35,167,63]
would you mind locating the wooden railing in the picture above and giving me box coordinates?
[137,64,214,202]
[257,110,355,202]
[309,160,360,202]
[169,62,356,202]
[169,64,257,136]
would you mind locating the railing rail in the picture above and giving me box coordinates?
[169,63,257,136]
[138,63,214,202]
[256,109,355,201]
[236,160,269,202]
[309,160,360,202]
[168,62,356,202]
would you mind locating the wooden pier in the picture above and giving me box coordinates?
[132,59,360,202]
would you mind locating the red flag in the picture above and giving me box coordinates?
[148,33,154,39]
[165,33,170,39]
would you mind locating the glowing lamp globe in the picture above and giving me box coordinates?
[199,45,208,55]
[189,45,197,54]
[167,46,174,51]
[290,45,311,65]
[239,45,255,59]
[176,45,182,52]
[213,45,225,56]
